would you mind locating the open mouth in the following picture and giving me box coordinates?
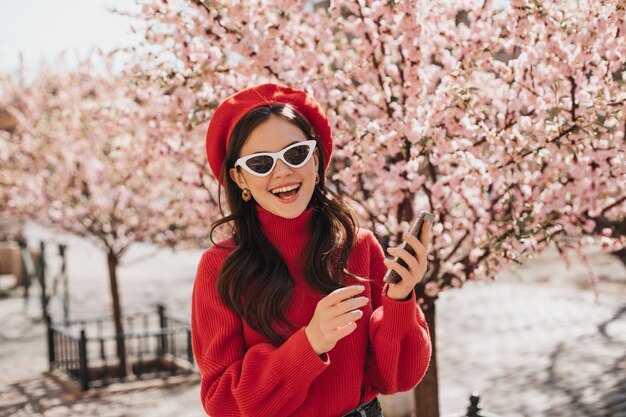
[270,183,302,201]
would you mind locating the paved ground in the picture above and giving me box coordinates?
[0,221,624,417]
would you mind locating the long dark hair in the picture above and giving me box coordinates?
[209,103,363,346]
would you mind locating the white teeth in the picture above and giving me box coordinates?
[271,184,300,194]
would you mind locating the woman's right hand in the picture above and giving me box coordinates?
[305,285,369,355]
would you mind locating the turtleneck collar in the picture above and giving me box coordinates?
[255,204,314,260]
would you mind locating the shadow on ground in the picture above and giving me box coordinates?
[0,374,199,417]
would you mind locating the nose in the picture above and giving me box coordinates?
[272,158,293,177]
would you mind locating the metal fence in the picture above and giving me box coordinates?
[46,304,194,391]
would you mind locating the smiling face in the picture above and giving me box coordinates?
[229,115,319,219]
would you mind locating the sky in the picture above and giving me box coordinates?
[0,0,142,77]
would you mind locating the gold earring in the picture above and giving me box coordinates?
[242,188,252,202]
[315,173,320,185]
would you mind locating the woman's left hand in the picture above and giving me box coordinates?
[383,221,431,301]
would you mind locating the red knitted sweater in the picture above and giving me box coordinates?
[191,205,432,417]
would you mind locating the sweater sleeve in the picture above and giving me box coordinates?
[362,231,432,394]
[191,248,330,417]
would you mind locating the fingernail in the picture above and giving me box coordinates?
[356,285,365,291]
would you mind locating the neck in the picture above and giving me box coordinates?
[255,204,313,260]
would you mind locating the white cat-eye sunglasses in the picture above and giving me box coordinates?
[234,140,317,177]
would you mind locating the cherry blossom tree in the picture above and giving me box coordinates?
[0,52,219,377]
[132,0,626,414]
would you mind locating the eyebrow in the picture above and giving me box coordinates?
[248,140,304,155]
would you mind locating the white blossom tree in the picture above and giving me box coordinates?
[0,52,219,376]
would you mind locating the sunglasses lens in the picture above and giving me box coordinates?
[284,144,311,166]
[245,155,274,174]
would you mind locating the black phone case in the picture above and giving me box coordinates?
[383,211,434,284]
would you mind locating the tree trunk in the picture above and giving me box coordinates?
[413,302,439,417]
[107,250,130,377]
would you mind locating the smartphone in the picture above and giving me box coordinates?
[383,211,435,284]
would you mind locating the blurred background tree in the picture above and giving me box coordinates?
[0,53,217,376]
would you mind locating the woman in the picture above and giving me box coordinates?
[192,83,432,417]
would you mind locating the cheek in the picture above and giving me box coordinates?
[309,157,319,175]
[299,164,316,181]
[247,175,270,191]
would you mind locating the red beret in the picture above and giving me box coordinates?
[205,83,333,182]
